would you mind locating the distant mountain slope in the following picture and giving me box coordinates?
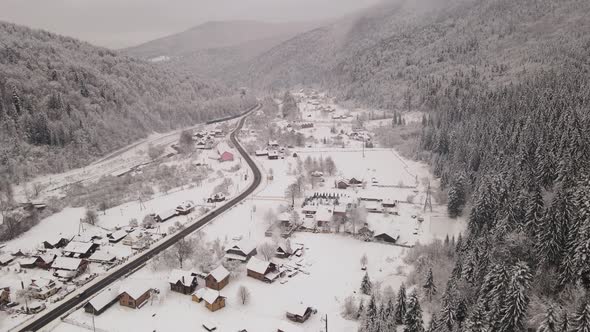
[0,21,255,182]
[124,20,318,60]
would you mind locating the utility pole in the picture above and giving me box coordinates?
[92,307,96,332]
[321,314,328,332]
[423,179,433,212]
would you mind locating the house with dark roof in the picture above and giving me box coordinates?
[286,303,315,323]
[42,235,71,249]
[168,269,198,295]
[62,241,99,258]
[224,240,257,262]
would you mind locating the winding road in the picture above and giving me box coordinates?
[18,107,262,332]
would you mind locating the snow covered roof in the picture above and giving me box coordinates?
[63,241,94,254]
[315,206,333,222]
[277,240,293,254]
[44,234,70,246]
[51,257,84,271]
[201,287,223,304]
[246,257,271,274]
[224,253,248,261]
[227,239,256,256]
[87,288,119,312]
[89,251,116,262]
[108,230,128,242]
[120,284,151,300]
[334,205,347,213]
[0,254,14,264]
[278,321,304,332]
[287,303,311,317]
[302,205,317,212]
[156,209,178,220]
[208,266,229,282]
[277,212,291,222]
[364,201,383,210]
[19,257,39,266]
[168,269,196,286]
[38,254,56,264]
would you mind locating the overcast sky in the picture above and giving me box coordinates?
[0,0,383,49]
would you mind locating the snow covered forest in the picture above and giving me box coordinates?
[0,22,256,183]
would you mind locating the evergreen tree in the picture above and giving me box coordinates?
[537,305,558,332]
[360,272,372,295]
[464,302,487,332]
[572,301,590,332]
[455,298,468,329]
[437,282,456,332]
[423,268,437,301]
[381,298,397,332]
[395,283,408,324]
[362,294,379,332]
[498,262,533,332]
[404,291,425,332]
[560,311,570,332]
[357,299,365,320]
[447,177,466,218]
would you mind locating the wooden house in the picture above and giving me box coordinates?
[357,225,374,239]
[19,256,40,269]
[153,209,178,223]
[206,266,230,291]
[108,230,128,243]
[0,286,10,304]
[374,232,400,244]
[0,254,14,266]
[197,288,225,312]
[382,198,397,208]
[168,269,198,295]
[30,278,60,300]
[119,285,151,309]
[246,257,281,283]
[84,288,119,315]
[42,235,71,249]
[348,177,364,186]
[286,304,314,323]
[224,240,257,262]
[336,180,350,189]
[276,240,293,259]
[62,241,99,258]
[36,254,57,269]
[51,257,89,279]
[88,251,117,264]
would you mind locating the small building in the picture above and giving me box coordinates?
[168,269,198,295]
[176,200,195,215]
[224,240,257,262]
[268,140,280,148]
[315,207,333,228]
[30,278,60,300]
[202,320,218,331]
[255,150,268,156]
[268,150,279,160]
[246,257,280,283]
[199,288,226,312]
[301,205,317,216]
[88,251,117,264]
[119,285,151,309]
[63,241,99,258]
[19,256,40,269]
[219,151,234,162]
[153,209,178,223]
[42,235,71,249]
[382,198,397,208]
[84,288,119,315]
[206,266,230,291]
[333,205,347,217]
[286,304,314,323]
[336,180,349,189]
[36,254,57,269]
[0,254,14,266]
[276,240,293,259]
[108,230,128,243]
[374,232,400,244]
[0,286,10,304]
[364,201,383,213]
[357,225,374,239]
[348,177,364,186]
[51,257,89,279]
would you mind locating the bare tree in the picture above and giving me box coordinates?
[129,218,138,227]
[348,206,367,235]
[258,242,276,261]
[238,285,250,305]
[142,214,155,228]
[84,208,98,225]
[179,130,194,153]
[174,237,195,269]
[325,156,337,176]
[285,183,301,207]
[360,253,369,269]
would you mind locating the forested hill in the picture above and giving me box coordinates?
[0,22,255,183]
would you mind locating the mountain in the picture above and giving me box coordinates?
[0,21,255,183]
[123,20,319,78]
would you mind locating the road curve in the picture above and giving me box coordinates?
[19,106,262,332]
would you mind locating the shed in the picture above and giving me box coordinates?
[84,288,119,315]
[286,304,314,323]
[154,209,178,223]
[374,232,400,244]
[108,230,128,243]
[201,288,226,312]
[206,266,230,290]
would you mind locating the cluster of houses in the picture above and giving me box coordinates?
[151,200,196,223]
[193,128,224,150]
[255,140,287,160]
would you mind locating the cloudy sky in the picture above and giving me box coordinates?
[0,0,383,49]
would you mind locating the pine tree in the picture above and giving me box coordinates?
[464,301,487,332]
[438,282,456,332]
[560,311,570,332]
[362,294,379,332]
[404,291,425,332]
[572,301,590,332]
[538,305,558,332]
[361,272,372,295]
[381,298,397,332]
[357,299,365,320]
[455,298,468,329]
[395,283,408,324]
[498,262,533,332]
[423,268,437,301]
[447,177,466,218]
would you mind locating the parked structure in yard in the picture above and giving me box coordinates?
[193,287,226,312]
[42,235,71,249]
[0,286,10,304]
[119,285,151,309]
[62,241,99,258]
[286,304,314,323]
[168,269,198,295]
[108,230,128,243]
[348,177,364,186]
[246,257,281,283]
[51,257,89,279]
[206,266,230,290]
[224,240,257,262]
[84,288,119,315]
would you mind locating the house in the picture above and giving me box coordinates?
[119,285,151,309]
[268,150,279,160]
[336,180,349,189]
[176,200,195,215]
[268,140,280,148]
[0,254,14,266]
[168,269,198,295]
[19,256,40,268]
[315,207,333,227]
[88,251,117,264]
[51,257,89,279]
[301,205,317,216]
[30,278,60,300]
[194,287,226,312]
[333,205,347,217]
[224,240,257,262]
[219,151,234,162]
[286,304,314,323]
[374,232,400,244]
[348,177,364,186]
[108,230,128,243]
[42,235,71,249]
[382,198,397,208]
[276,240,293,259]
[84,288,119,315]
[153,209,178,223]
[36,254,57,269]
[0,286,10,304]
[62,241,99,258]
[357,225,374,239]
[255,149,268,156]
[206,266,230,291]
[364,201,383,213]
[246,257,281,283]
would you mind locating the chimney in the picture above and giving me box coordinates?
[182,276,185,285]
